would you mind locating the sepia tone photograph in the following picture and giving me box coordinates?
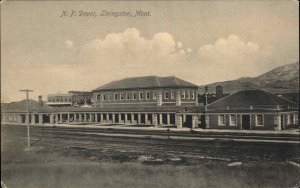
[1,0,299,187]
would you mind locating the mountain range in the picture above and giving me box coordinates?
[199,62,299,94]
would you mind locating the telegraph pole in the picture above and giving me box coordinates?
[205,85,208,109]
[20,89,33,148]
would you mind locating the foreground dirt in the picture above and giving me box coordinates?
[1,126,300,188]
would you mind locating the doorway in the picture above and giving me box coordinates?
[281,114,284,130]
[199,115,206,129]
[242,115,251,130]
[183,115,193,128]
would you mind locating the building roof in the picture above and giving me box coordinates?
[93,76,198,91]
[69,91,92,94]
[48,93,73,97]
[207,89,298,110]
[1,100,54,113]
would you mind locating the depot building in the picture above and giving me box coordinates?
[1,76,298,131]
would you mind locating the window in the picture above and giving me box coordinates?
[287,114,290,124]
[164,91,169,99]
[229,115,237,126]
[139,92,143,100]
[108,93,112,101]
[114,93,118,100]
[256,115,263,126]
[218,115,225,126]
[171,91,175,99]
[288,114,294,125]
[103,94,106,101]
[97,94,100,101]
[182,90,186,99]
[126,93,130,100]
[133,92,137,100]
[120,93,124,100]
[69,99,72,102]
[191,91,195,99]
[146,92,150,100]
[186,91,190,99]
[80,99,84,104]
[291,114,295,124]
[153,91,157,100]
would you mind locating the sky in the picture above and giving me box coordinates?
[1,0,299,102]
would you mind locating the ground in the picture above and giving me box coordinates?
[1,125,300,188]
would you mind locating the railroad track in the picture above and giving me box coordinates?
[3,125,299,162]
[2,124,299,142]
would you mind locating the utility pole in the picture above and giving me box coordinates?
[20,89,33,148]
[204,85,208,110]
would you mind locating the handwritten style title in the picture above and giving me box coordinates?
[60,10,151,18]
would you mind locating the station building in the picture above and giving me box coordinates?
[1,76,298,131]
[92,76,199,107]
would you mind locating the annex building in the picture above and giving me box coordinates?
[1,76,299,131]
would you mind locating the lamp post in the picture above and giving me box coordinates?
[20,89,33,148]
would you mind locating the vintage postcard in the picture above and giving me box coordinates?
[1,1,299,188]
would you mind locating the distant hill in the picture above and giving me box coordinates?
[199,62,299,94]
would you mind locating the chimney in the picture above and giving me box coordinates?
[38,95,43,107]
[216,85,223,99]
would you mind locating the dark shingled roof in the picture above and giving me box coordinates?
[93,76,198,91]
[207,89,298,110]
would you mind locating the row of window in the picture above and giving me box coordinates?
[97,90,196,101]
[218,115,264,126]
[48,98,72,103]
